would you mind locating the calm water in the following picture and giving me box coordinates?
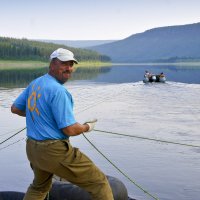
[0,64,200,200]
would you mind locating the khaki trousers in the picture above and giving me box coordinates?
[23,138,114,200]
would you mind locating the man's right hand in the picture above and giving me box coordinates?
[84,119,97,132]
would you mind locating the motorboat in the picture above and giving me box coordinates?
[143,73,166,83]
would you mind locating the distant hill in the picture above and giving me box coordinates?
[0,37,111,62]
[39,40,117,48]
[88,22,200,63]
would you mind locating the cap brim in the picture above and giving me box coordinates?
[57,56,78,64]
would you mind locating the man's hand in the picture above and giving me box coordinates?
[84,119,97,132]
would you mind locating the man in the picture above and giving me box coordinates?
[11,48,114,200]
[144,70,151,78]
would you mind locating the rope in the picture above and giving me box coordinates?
[1,126,199,149]
[0,127,27,137]
[94,129,200,148]
[0,138,25,151]
[0,127,26,145]
[83,134,159,200]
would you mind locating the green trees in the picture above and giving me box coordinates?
[0,37,110,62]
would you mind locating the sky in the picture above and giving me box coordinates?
[0,0,200,40]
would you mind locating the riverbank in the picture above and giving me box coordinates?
[1,60,200,70]
[0,60,111,70]
[1,60,200,72]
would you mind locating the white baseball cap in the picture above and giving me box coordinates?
[50,48,78,64]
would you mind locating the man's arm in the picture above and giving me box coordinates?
[62,119,97,136]
[11,104,26,117]
[62,123,89,136]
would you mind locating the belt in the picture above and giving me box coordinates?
[27,138,68,145]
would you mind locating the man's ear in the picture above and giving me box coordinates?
[49,62,56,73]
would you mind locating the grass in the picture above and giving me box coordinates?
[0,60,112,70]
[77,61,112,67]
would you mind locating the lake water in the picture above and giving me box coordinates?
[0,64,200,200]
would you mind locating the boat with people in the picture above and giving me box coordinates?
[143,71,166,83]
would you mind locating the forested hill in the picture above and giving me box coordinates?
[0,37,110,62]
[88,22,200,63]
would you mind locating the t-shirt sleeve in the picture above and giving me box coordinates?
[13,88,28,111]
[51,89,76,129]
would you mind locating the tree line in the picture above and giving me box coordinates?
[0,37,111,62]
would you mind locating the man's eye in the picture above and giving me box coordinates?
[61,62,73,67]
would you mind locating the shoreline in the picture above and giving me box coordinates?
[0,60,200,70]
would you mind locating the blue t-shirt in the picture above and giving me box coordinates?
[14,73,76,140]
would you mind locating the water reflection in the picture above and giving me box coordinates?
[0,67,111,88]
[0,64,200,88]
[0,68,48,88]
[90,64,200,84]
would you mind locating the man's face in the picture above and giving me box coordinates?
[51,59,74,84]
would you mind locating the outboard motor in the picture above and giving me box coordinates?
[151,75,156,82]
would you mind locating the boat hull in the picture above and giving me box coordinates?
[143,75,166,83]
[0,176,136,200]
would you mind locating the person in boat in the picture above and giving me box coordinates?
[155,72,165,82]
[11,48,114,200]
[159,72,165,77]
[144,70,151,78]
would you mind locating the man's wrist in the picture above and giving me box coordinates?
[84,123,90,132]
